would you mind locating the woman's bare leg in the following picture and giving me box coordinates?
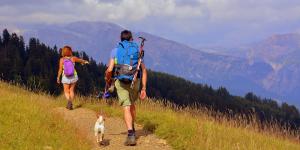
[63,84,71,100]
[69,82,76,101]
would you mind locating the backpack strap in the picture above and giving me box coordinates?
[63,57,72,61]
[64,57,75,64]
[119,42,124,49]
[129,45,133,66]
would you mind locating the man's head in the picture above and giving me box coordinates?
[120,30,133,41]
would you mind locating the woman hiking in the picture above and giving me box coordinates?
[57,46,89,110]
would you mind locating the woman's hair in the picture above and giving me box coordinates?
[120,30,133,41]
[61,45,73,57]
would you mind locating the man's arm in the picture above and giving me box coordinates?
[105,58,115,84]
[140,63,147,100]
[141,63,147,90]
[107,58,114,72]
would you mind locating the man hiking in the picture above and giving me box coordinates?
[105,30,147,146]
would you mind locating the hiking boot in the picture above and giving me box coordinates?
[99,141,105,146]
[124,135,136,146]
[66,101,73,110]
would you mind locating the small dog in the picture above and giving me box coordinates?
[94,112,105,145]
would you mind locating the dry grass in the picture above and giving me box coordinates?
[0,82,91,150]
[77,97,300,150]
[1,81,300,150]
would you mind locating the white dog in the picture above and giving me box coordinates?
[94,113,105,145]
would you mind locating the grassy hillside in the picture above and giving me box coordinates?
[82,99,300,150]
[1,82,300,150]
[0,82,91,150]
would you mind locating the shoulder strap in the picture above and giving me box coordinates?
[63,57,72,60]
[119,42,125,49]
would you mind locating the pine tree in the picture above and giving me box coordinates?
[0,35,2,47]
[2,29,10,45]
[0,35,3,79]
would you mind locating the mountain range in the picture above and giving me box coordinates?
[13,21,299,107]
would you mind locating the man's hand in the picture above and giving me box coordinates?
[140,89,147,100]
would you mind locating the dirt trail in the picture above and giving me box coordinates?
[53,107,172,150]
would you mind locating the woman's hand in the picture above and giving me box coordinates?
[57,77,61,84]
[81,60,89,65]
[140,89,147,100]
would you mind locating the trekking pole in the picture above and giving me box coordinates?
[130,37,146,89]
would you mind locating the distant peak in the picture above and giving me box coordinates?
[267,33,300,41]
[66,21,124,30]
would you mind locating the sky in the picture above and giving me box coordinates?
[1,0,300,48]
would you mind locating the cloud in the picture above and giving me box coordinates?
[1,0,300,47]
[77,0,205,21]
[0,0,205,23]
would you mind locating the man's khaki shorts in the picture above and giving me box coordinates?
[115,79,140,106]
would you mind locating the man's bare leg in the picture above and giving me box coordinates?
[124,106,133,130]
[130,104,136,132]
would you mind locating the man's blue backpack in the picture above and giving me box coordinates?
[114,40,139,82]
